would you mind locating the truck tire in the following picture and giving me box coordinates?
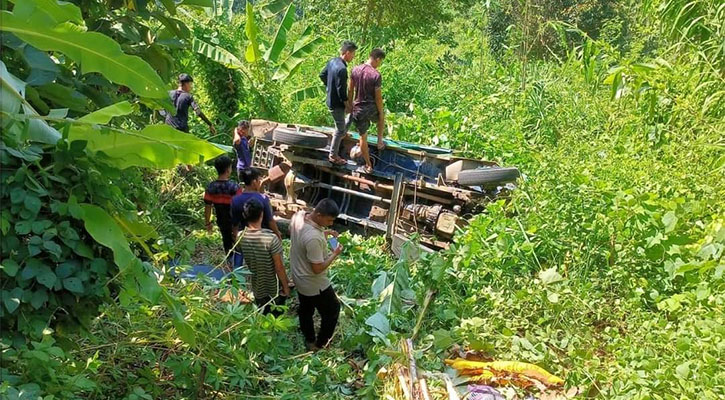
[457,167,520,186]
[272,127,329,149]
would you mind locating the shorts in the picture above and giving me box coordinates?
[349,104,379,135]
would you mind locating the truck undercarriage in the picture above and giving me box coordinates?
[248,119,520,255]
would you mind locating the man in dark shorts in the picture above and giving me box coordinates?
[164,73,216,135]
[230,167,282,240]
[320,41,357,166]
[203,156,241,257]
[348,48,386,173]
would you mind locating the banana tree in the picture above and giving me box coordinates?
[192,0,324,101]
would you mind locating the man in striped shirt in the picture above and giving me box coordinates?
[238,199,290,316]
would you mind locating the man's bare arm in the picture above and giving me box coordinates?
[204,204,213,232]
[272,253,290,296]
[346,77,355,113]
[309,245,344,275]
[269,218,282,240]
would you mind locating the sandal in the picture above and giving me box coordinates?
[328,157,347,166]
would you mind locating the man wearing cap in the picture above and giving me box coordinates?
[164,74,216,134]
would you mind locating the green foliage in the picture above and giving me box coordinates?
[0,9,167,99]
[244,2,262,63]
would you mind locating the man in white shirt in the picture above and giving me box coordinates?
[289,199,344,351]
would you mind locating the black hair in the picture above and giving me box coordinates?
[238,120,250,128]
[370,48,386,60]
[314,198,340,218]
[178,73,193,83]
[214,155,232,175]
[240,167,261,186]
[243,199,264,223]
[340,41,358,54]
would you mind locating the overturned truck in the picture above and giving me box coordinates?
[248,119,520,256]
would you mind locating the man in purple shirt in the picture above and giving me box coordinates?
[348,48,386,173]
[230,167,282,240]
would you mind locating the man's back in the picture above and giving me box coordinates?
[204,179,240,220]
[165,89,195,132]
[351,64,381,112]
[240,228,283,299]
[320,57,348,109]
[290,211,329,296]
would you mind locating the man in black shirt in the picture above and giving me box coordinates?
[320,41,357,165]
[165,74,216,134]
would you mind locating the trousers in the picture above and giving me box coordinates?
[298,285,340,347]
[255,295,287,317]
[328,107,347,158]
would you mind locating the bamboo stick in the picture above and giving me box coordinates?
[397,365,413,400]
[411,289,436,340]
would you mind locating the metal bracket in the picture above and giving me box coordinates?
[387,173,404,240]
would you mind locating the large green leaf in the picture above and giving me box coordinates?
[10,0,85,27]
[273,26,323,81]
[192,38,244,69]
[79,204,135,271]
[260,0,293,18]
[152,13,190,39]
[7,42,60,86]
[244,3,261,63]
[0,61,25,116]
[68,123,227,169]
[1,11,167,99]
[36,83,89,112]
[0,61,61,144]
[173,317,197,346]
[263,4,295,63]
[159,0,177,15]
[288,85,325,101]
[78,101,134,124]
[180,0,214,7]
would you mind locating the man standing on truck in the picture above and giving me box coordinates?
[320,41,357,166]
[164,73,216,135]
[348,48,386,174]
[290,199,344,351]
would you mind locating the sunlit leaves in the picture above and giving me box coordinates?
[273,26,324,81]
[68,123,226,169]
[264,4,296,63]
[192,38,245,70]
[244,3,261,63]
[78,101,134,124]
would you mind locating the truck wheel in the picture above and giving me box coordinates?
[457,167,520,186]
[272,127,329,149]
